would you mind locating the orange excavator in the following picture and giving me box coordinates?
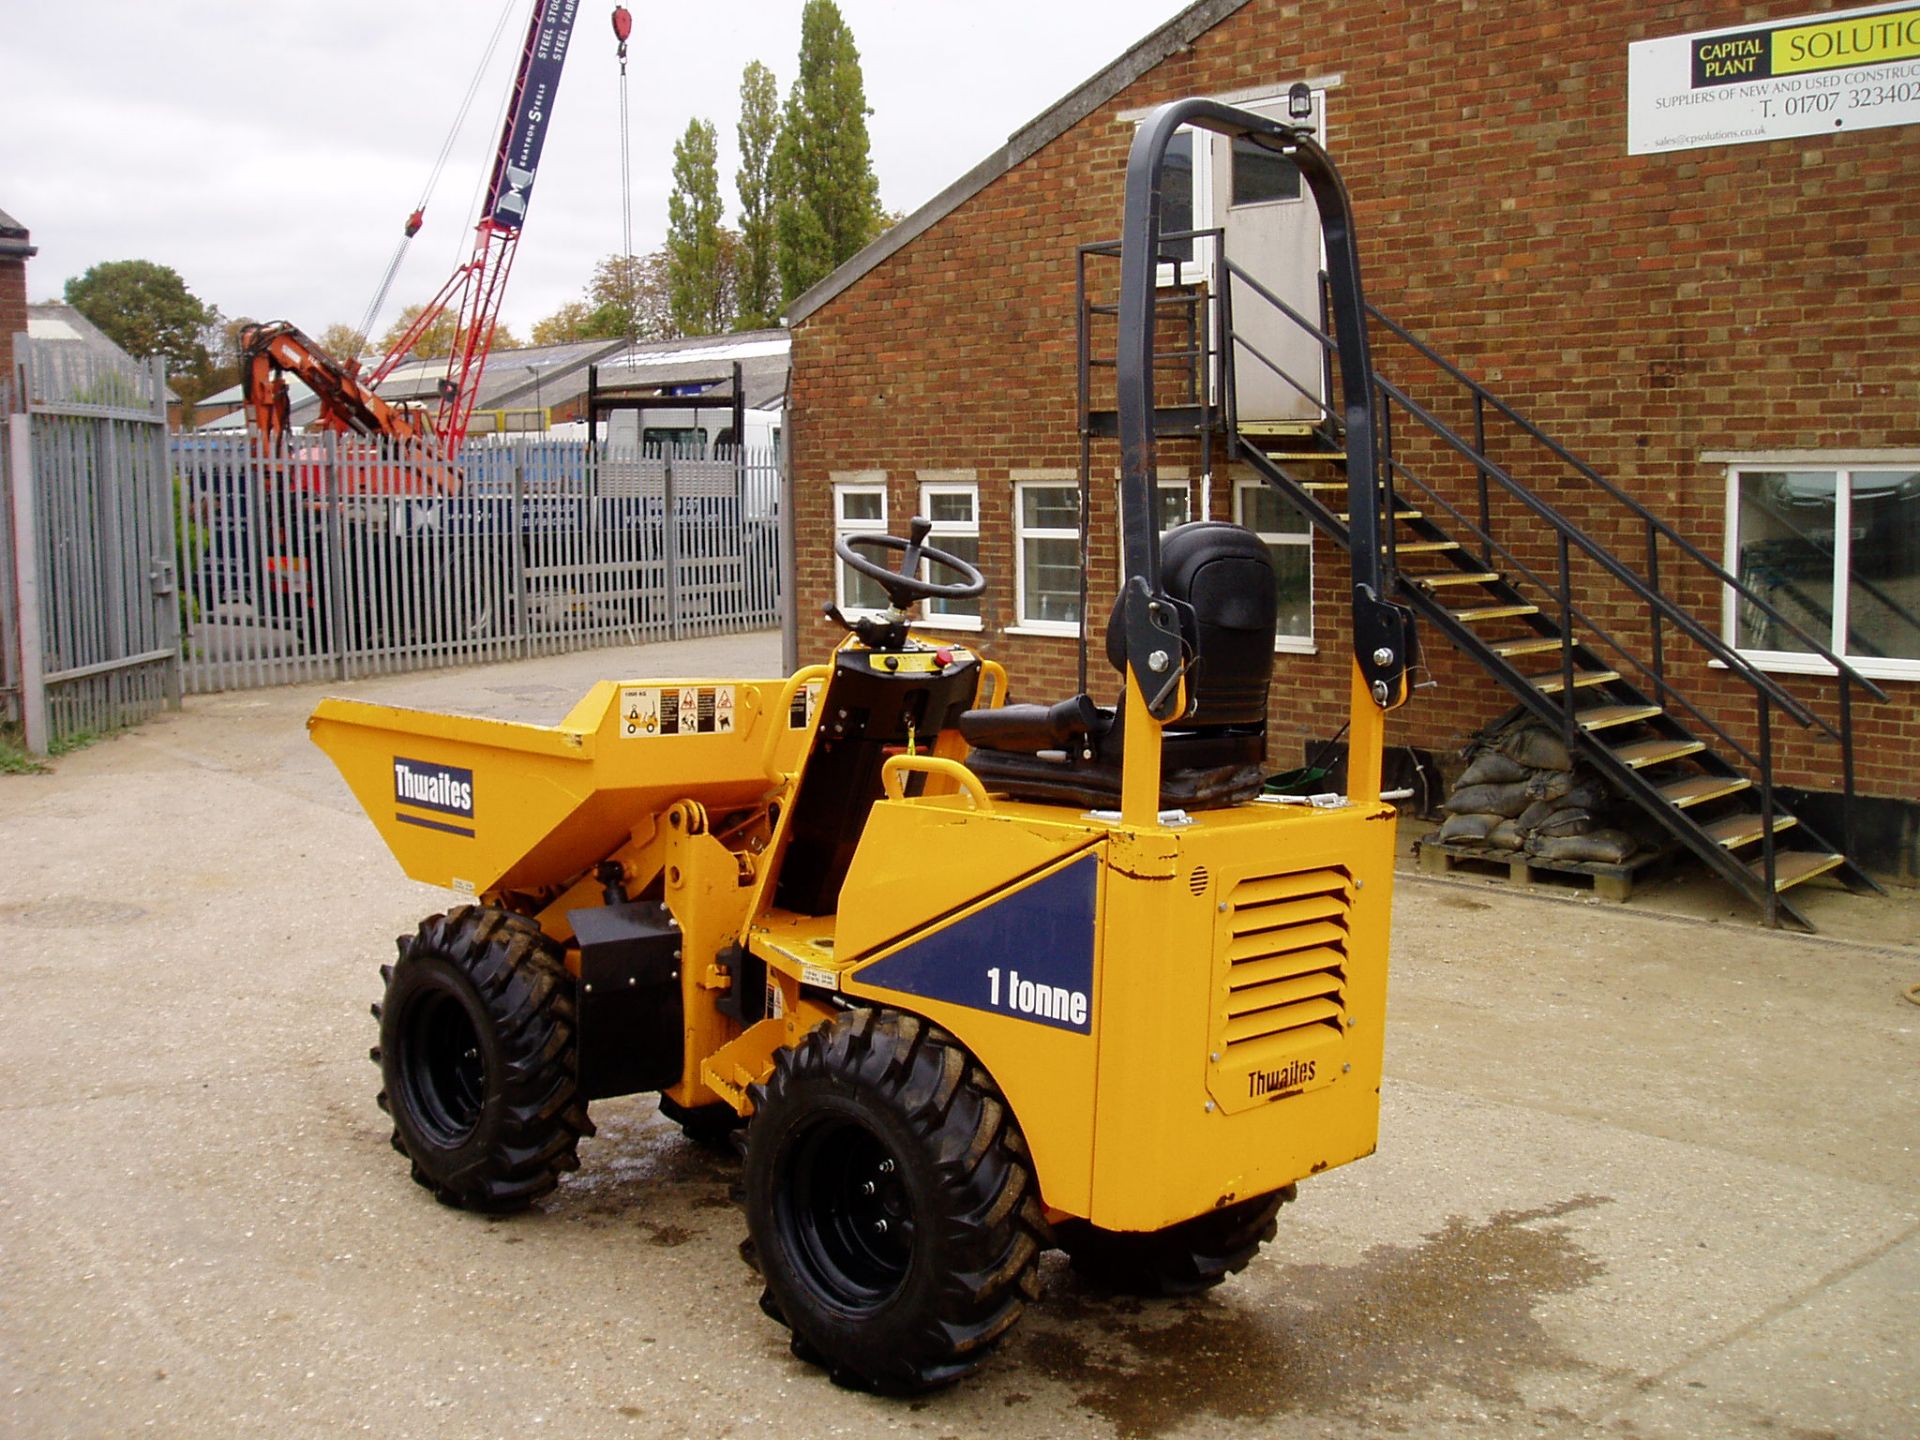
[237,320,459,493]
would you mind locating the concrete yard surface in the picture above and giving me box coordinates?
[1,632,1915,1439]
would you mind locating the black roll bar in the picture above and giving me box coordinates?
[1115,99,1415,717]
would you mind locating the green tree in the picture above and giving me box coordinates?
[530,299,630,346]
[772,0,884,307]
[63,259,214,373]
[735,60,781,329]
[666,118,733,336]
[317,323,368,365]
[378,304,520,362]
[588,251,674,341]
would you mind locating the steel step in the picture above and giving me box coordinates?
[1490,636,1567,658]
[1338,509,1422,522]
[1752,849,1845,892]
[1415,572,1501,589]
[1578,703,1664,732]
[1612,737,1707,768]
[1527,668,1620,693]
[1451,603,1541,622]
[1395,541,1462,555]
[1300,480,1348,492]
[1265,450,1346,463]
[1703,812,1800,849]
[1659,775,1753,809]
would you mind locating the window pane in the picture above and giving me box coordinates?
[1231,135,1301,206]
[1023,536,1082,624]
[1269,543,1312,640]
[1846,470,1920,662]
[1239,485,1309,537]
[840,490,884,523]
[1735,472,1836,654]
[1156,130,1195,265]
[1156,485,1190,535]
[926,490,974,526]
[1021,485,1078,530]
[926,534,981,618]
[840,557,889,612]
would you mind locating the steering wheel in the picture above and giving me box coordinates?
[836,516,986,611]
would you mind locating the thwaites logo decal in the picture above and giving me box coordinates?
[851,855,1096,1033]
[393,757,475,837]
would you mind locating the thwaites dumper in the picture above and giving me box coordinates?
[309,100,1419,1392]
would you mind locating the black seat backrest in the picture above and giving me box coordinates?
[1105,521,1277,726]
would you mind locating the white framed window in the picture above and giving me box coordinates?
[1013,480,1081,633]
[1723,462,1920,682]
[833,476,889,615]
[1234,477,1314,652]
[1114,477,1193,582]
[1153,126,1215,283]
[917,474,981,629]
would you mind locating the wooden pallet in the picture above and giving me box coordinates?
[1414,832,1674,903]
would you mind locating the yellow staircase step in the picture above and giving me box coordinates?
[1337,509,1422,522]
[1452,603,1540,622]
[1490,636,1567,658]
[1528,669,1620,694]
[1612,737,1707,768]
[1300,480,1348,492]
[1396,540,1462,554]
[1415,572,1500,588]
[1750,849,1845,892]
[1265,451,1346,463]
[1658,774,1753,809]
[1703,812,1800,849]
[1577,704,1663,732]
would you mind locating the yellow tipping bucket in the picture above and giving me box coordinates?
[308,677,808,896]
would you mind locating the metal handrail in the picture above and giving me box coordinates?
[1365,303,1889,706]
[1222,255,1831,732]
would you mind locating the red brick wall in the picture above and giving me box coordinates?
[790,0,1920,801]
[0,251,27,397]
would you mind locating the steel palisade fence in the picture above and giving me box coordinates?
[171,434,783,694]
[3,339,181,750]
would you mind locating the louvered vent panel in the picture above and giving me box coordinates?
[1221,867,1350,1055]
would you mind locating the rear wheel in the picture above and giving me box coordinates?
[743,1009,1045,1392]
[374,906,594,1212]
[1053,1186,1294,1297]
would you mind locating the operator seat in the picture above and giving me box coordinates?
[959,521,1278,809]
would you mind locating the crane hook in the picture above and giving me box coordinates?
[611,5,631,68]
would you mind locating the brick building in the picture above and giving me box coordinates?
[782,0,1919,881]
[1,206,35,397]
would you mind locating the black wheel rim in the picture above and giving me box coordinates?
[780,1114,915,1313]
[402,985,487,1148]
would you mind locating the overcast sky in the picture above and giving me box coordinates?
[5,1,1190,344]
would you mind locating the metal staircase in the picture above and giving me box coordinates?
[1076,235,1887,929]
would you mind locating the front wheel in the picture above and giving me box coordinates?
[1053,1186,1294,1297]
[374,906,594,1212]
[743,1009,1046,1392]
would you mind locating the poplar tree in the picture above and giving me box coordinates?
[772,0,884,307]
[665,118,733,336]
[734,60,781,330]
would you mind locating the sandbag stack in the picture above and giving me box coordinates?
[1434,716,1643,866]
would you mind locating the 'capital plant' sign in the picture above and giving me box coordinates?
[1627,2,1920,155]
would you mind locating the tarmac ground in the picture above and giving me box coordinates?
[2,631,1915,1439]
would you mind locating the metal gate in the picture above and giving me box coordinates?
[173,435,783,694]
[3,338,181,751]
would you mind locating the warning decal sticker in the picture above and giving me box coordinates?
[620,685,737,738]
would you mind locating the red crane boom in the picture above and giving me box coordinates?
[367,0,583,449]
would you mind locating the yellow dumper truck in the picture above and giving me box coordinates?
[310,99,1418,1391]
